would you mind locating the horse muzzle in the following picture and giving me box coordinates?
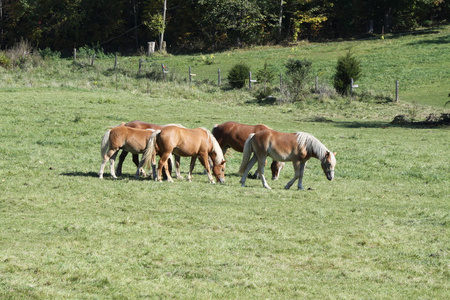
[326,170,334,181]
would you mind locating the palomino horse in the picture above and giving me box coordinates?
[99,123,156,179]
[115,121,163,176]
[140,126,226,183]
[116,121,184,178]
[239,129,336,190]
[212,121,284,179]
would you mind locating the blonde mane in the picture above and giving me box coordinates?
[296,132,328,159]
[199,127,225,164]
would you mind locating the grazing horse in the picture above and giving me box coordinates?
[239,129,336,190]
[212,121,284,179]
[99,123,156,179]
[115,121,163,176]
[116,121,183,177]
[140,126,226,183]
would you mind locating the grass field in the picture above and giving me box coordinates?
[0,27,449,298]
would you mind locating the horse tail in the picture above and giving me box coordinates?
[101,129,111,159]
[238,133,255,175]
[142,129,161,170]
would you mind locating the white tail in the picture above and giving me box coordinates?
[100,129,111,159]
[141,129,161,170]
[238,133,255,175]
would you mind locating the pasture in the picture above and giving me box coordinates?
[0,85,448,299]
[1,27,449,298]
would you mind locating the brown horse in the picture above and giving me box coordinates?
[140,126,226,183]
[115,121,163,176]
[99,123,156,179]
[212,121,284,179]
[239,129,337,190]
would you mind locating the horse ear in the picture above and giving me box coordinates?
[333,152,337,156]
[325,151,330,158]
[221,160,226,165]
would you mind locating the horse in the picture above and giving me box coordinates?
[99,123,156,179]
[115,121,163,176]
[212,121,285,179]
[140,126,226,183]
[238,129,336,190]
[116,121,185,178]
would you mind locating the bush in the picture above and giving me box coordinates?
[333,51,361,95]
[228,62,250,89]
[38,47,61,60]
[0,52,11,68]
[283,58,313,101]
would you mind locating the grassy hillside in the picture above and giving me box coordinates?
[0,27,449,298]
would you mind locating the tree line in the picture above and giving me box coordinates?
[0,0,448,54]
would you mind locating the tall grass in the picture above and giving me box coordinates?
[0,85,449,298]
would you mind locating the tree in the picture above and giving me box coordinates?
[333,51,361,95]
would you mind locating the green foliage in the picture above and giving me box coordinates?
[283,58,313,101]
[228,62,250,89]
[333,51,362,95]
[0,52,12,68]
[38,47,61,60]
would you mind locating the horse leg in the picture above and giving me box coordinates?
[109,151,119,179]
[271,161,285,180]
[199,155,215,184]
[116,150,128,176]
[257,156,271,189]
[175,155,183,179]
[159,152,173,182]
[285,161,303,190]
[239,155,258,187]
[132,153,146,177]
[187,156,197,182]
[297,161,307,190]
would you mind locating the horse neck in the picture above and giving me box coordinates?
[207,131,224,164]
[297,132,328,161]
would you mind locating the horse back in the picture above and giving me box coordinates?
[213,121,270,152]
[109,125,154,152]
[125,120,162,130]
[158,126,208,156]
[253,129,302,161]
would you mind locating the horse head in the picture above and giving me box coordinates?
[212,159,226,184]
[321,151,337,181]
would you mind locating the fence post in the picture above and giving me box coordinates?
[138,59,143,75]
[396,80,399,102]
[91,53,96,66]
[189,67,196,84]
[279,73,283,90]
[315,76,318,93]
[73,48,77,62]
[114,53,118,70]
[249,72,252,89]
[218,69,221,85]
[350,78,354,93]
[161,63,166,81]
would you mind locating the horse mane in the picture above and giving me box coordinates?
[295,132,328,159]
[199,127,224,164]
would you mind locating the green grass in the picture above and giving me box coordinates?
[0,28,449,298]
[0,85,449,298]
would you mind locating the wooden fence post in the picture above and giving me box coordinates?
[114,53,118,70]
[91,53,95,66]
[396,80,399,102]
[73,48,77,62]
[218,69,221,85]
[189,67,196,84]
[138,59,143,75]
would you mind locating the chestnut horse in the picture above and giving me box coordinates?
[212,121,284,179]
[99,123,156,179]
[239,129,336,190]
[116,121,184,177]
[140,126,226,183]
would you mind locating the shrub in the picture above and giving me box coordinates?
[0,52,11,68]
[333,51,361,95]
[228,62,250,89]
[38,47,61,60]
[284,58,313,101]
